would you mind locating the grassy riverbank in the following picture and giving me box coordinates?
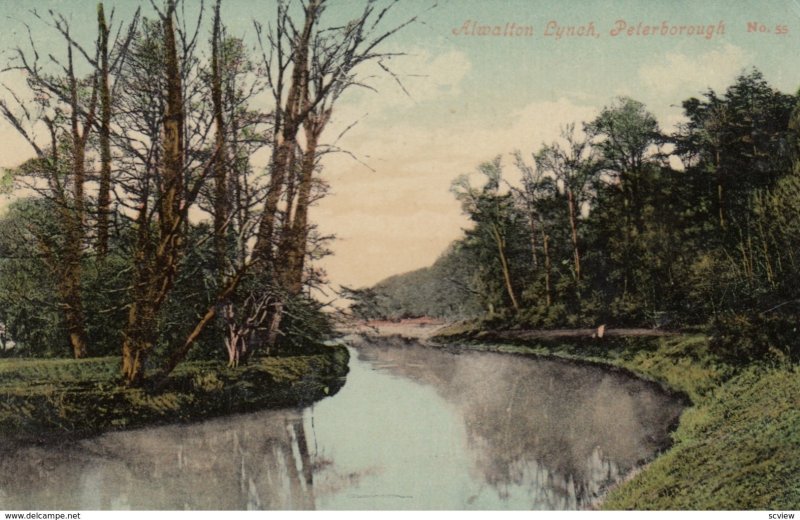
[432,324,800,510]
[0,346,349,447]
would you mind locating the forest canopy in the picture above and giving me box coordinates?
[349,69,800,364]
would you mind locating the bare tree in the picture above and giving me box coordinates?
[0,10,105,358]
[96,4,113,258]
[120,0,188,384]
[116,0,232,385]
[0,0,427,381]
[250,0,427,350]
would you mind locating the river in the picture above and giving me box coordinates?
[0,339,684,510]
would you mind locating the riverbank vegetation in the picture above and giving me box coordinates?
[0,1,415,380]
[0,346,348,447]
[429,328,799,509]
[0,0,416,441]
[349,69,800,509]
[349,70,800,366]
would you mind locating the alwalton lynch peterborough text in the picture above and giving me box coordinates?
[452,19,727,40]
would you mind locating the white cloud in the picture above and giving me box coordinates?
[325,96,598,181]
[636,44,752,132]
[507,98,599,152]
[315,96,600,288]
[332,47,471,123]
[638,44,751,99]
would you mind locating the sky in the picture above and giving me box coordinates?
[1,0,800,294]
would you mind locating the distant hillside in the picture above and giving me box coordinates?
[346,242,484,321]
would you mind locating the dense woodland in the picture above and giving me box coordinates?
[0,0,418,385]
[349,70,800,364]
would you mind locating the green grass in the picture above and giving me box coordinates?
[431,328,800,509]
[0,347,349,446]
[0,356,120,387]
[604,365,800,509]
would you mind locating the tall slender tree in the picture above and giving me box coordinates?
[96,3,114,258]
[0,11,105,358]
[451,159,523,313]
[535,124,599,286]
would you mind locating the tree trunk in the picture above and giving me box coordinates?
[122,202,155,384]
[60,259,88,359]
[68,42,86,226]
[251,1,320,355]
[159,9,184,249]
[65,37,90,359]
[542,226,552,307]
[211,0,228,279]
[121,311,154,386]
[566,186,581,282]
[491,223,519,312]
[122,4,184,386]
[97,3,112,257]
[275,147,300,287]
[253,138,294,265]
[527,201,538,269]
[716,149,726,230]
[621,175,633,300]
[265,301,284,353]
[253,0,318,265]
[285,112,328,295]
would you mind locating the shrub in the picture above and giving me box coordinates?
[709,313,800,365]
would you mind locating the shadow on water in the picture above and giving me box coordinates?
[0,412,319,510]
[0,340,684,510]
[353,343,684,509]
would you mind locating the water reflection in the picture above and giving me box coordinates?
[0,412,320,509]
[354,344,683,508]
[0,342,683,510]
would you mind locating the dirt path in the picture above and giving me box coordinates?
[494,327,677,340]
[342,319,677,342]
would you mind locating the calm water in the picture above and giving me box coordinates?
[0,341,684,510]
